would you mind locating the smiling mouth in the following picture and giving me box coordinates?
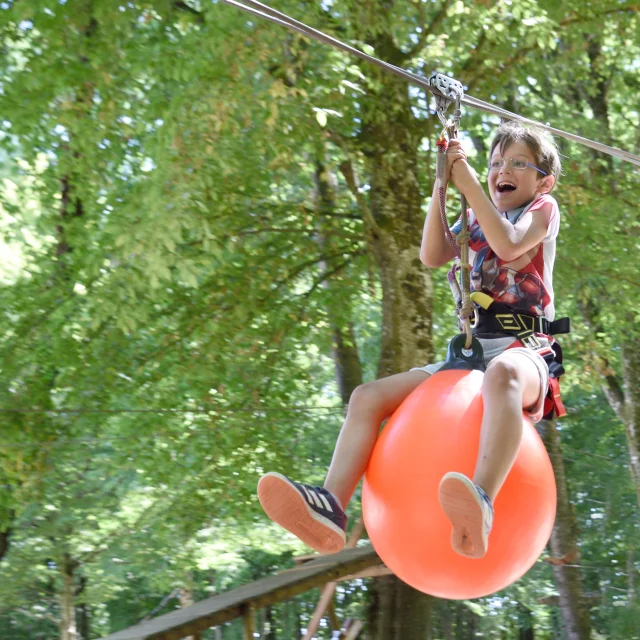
[497,182,517,194]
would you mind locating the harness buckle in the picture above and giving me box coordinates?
[520,333,542,349]
[532,345,555,360]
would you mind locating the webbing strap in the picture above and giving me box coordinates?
[473,310,571,337]
[221,0,640,168]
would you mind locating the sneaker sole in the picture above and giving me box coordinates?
[257,472,346,555]
[439,472,487,559]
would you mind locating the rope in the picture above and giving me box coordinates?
[220,0,640,168]
[436,114,474,347]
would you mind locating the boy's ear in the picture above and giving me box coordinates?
[538,174,555,194]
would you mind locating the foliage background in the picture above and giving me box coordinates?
[0,0,639,638]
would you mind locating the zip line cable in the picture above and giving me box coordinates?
[0,435,623,465]
[4,3,636,462]
[0,406,343,414]
[219,0,640,168]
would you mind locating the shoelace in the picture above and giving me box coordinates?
[297,482,336,512]
[475,485,494,532]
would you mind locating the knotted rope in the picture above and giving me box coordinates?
[436,127,474,350]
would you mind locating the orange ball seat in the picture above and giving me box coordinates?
[362,369,556,600]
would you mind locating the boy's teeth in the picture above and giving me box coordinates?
[497,181,517,193]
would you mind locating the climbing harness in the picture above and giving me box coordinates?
[220,0,640,168]
[469,292,571,350]
[469,292,569,420]
[430,73,570,417]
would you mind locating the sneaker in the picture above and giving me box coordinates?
[438,471,494,559]
[257,472,347,554]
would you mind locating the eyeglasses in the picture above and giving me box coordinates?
[488,158,547,176]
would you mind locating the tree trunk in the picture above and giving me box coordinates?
[314,158,363,407]
[364,87,434,379]
[60,554,78,640]
[178,585,201,640]
[540,420,592,640]
[348,1,435,631]
[293,599,302,639]
[0,524,11,562]
[353,0,436,628]
[518,603,534,640]
[465,603,477,637]
[259,605,275,639]
[350,5,434,378]
[368,575,433,640]
[442,602,453,640]
[580,301,640,512]
[618,340,640,508]
[628,546,636,605]
[75,575,90,640]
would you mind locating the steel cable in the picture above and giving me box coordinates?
[220,0,640,168]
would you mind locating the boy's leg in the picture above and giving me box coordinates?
[473,350,544,499]
[324,369,430,508]
[258,369,429,554]
[440,350,545,558]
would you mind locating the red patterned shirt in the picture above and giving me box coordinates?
[451,194,560,320]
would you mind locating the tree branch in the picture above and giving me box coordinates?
[559,4,640,26]
[173,0,205,24]
[577,298,626,421]
[235,227,356,239]
[270,247,365,296]
[338,158,380,238]
[11,607,60,626]
[463,39,535,95]
[302,249,367,300]
[402,2,449,61]
[140,588,180,622]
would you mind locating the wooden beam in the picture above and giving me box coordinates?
[327,599,340,631]
[243,605,254,640]
[343,619,364,639]
[302,563,390,639]
[294,519,366,566]
[293,553,320,565]
[338,564,392,583]
[347,519,366,547]
[302,518,367,640]
[98,546,380,640]
[302,583,336,640]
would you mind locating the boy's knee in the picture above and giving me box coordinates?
[348,380,405,421]
[483,357,522,392]
[348,381,380,410]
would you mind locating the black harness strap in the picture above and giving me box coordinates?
[471,305,570,420]
[472,307,570,348]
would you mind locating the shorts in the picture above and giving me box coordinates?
[410,335,550,423]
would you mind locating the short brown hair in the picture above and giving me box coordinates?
[489,121,562,186]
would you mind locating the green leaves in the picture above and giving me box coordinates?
[0,0,638,636]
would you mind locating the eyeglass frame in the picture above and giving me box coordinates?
[488,157,548,176]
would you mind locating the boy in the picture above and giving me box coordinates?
[258,122,562,559]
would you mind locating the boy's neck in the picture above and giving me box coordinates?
[500,192,542,215]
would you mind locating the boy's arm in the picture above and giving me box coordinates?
[420,184,458,268]
[445,141,553,261]
[463,182,553,261]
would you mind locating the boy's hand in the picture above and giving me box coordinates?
[446,140,480,193]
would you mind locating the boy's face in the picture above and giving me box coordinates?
[488,141,552,211]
